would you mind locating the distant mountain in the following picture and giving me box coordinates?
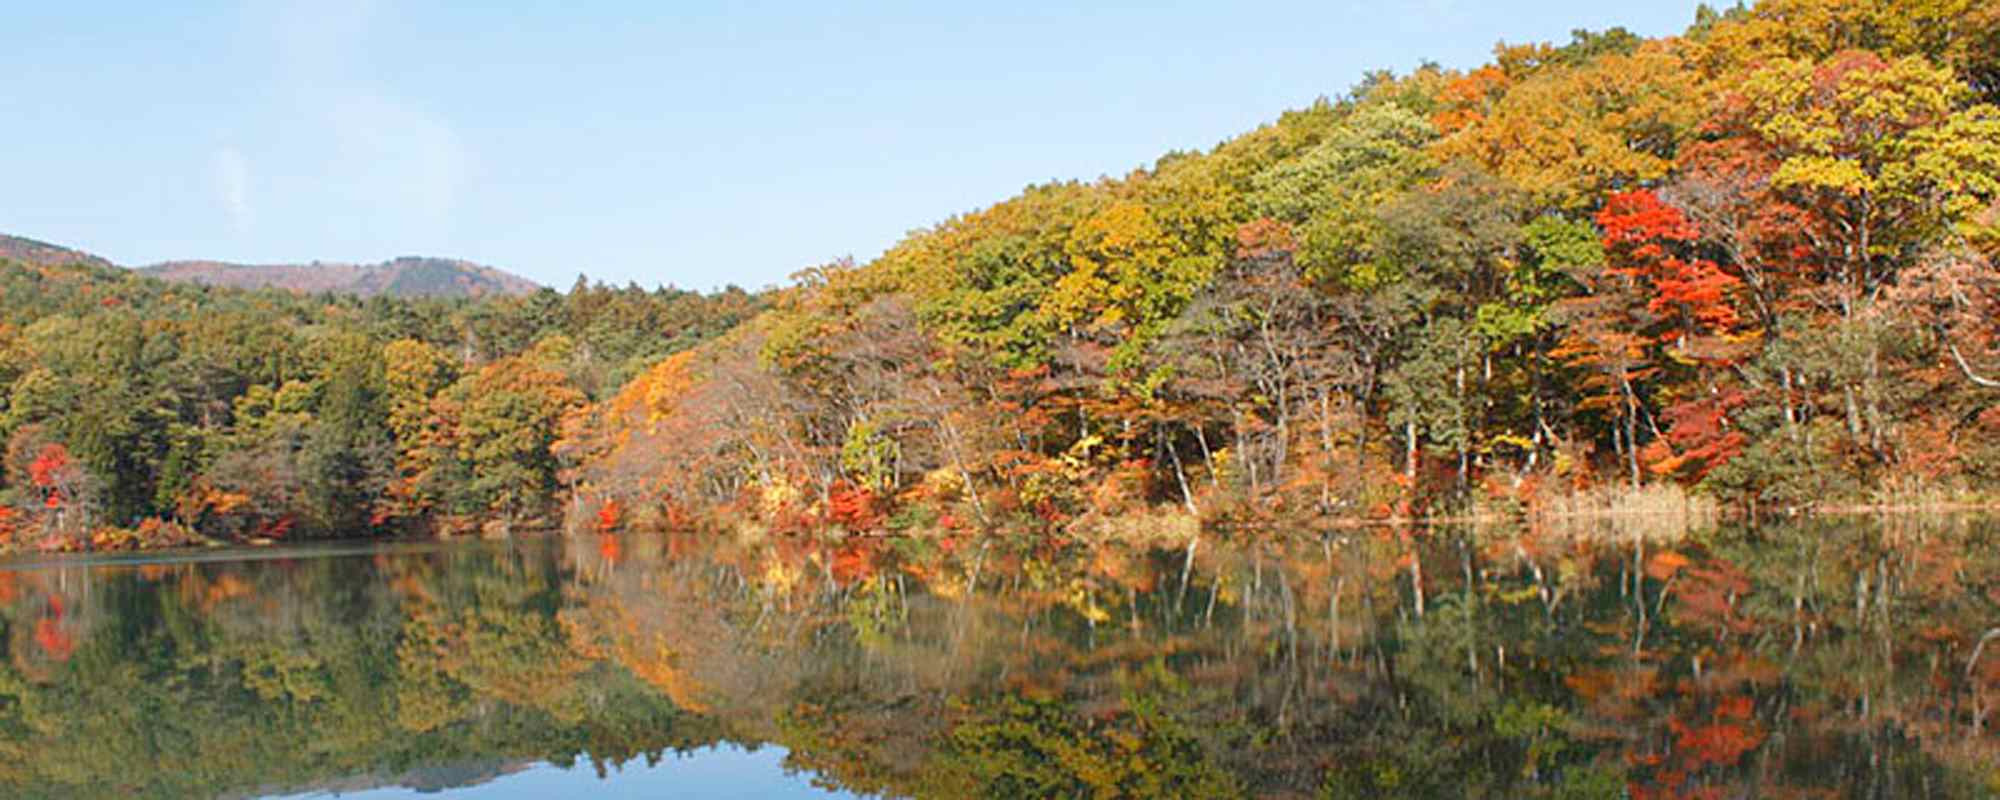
[0,232,543,299]
[0,233,116,269]
[141,256,544,298]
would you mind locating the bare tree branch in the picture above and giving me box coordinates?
[1947,338,2000,390]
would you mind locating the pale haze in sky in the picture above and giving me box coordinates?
[3,1,1705,291]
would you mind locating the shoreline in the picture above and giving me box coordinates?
[8,500,1996,565]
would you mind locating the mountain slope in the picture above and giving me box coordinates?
[568,0,2000,531]
[0,232,542,298]
[140,255,543,298]
[0,234,116,270]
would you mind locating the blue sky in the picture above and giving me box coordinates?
[3,1,1705,291]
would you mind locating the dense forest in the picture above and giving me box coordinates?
[5,0,2000,551]
[569,0,2000,534]
[0,261,759,549]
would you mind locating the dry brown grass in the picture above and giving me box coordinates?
[1535,482,1712,519]
[1829,477,2000,515]
[1072,507,1203,548]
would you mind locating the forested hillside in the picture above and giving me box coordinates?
[0,260,759,549]
[140,255,544,299]
[569,0,2000,535]
[0,235,114,271]
[4,0,1999,552]
[3,233,544,299]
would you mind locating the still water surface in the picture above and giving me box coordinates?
[2,517,1998,798]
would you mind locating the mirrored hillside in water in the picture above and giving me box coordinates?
[3,515,2000,798]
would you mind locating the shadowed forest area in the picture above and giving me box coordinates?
[0,263,760,549]
[3,0,2000,553]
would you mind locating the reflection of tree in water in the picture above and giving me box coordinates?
[0,516,1998,797]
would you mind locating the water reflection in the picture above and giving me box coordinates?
[1,516,1998,798]
[265,744,850,800]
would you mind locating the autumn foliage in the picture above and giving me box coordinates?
[548,0,2000,533]
[4,0,2000,553]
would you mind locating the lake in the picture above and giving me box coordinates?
[1,515,1997,798]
